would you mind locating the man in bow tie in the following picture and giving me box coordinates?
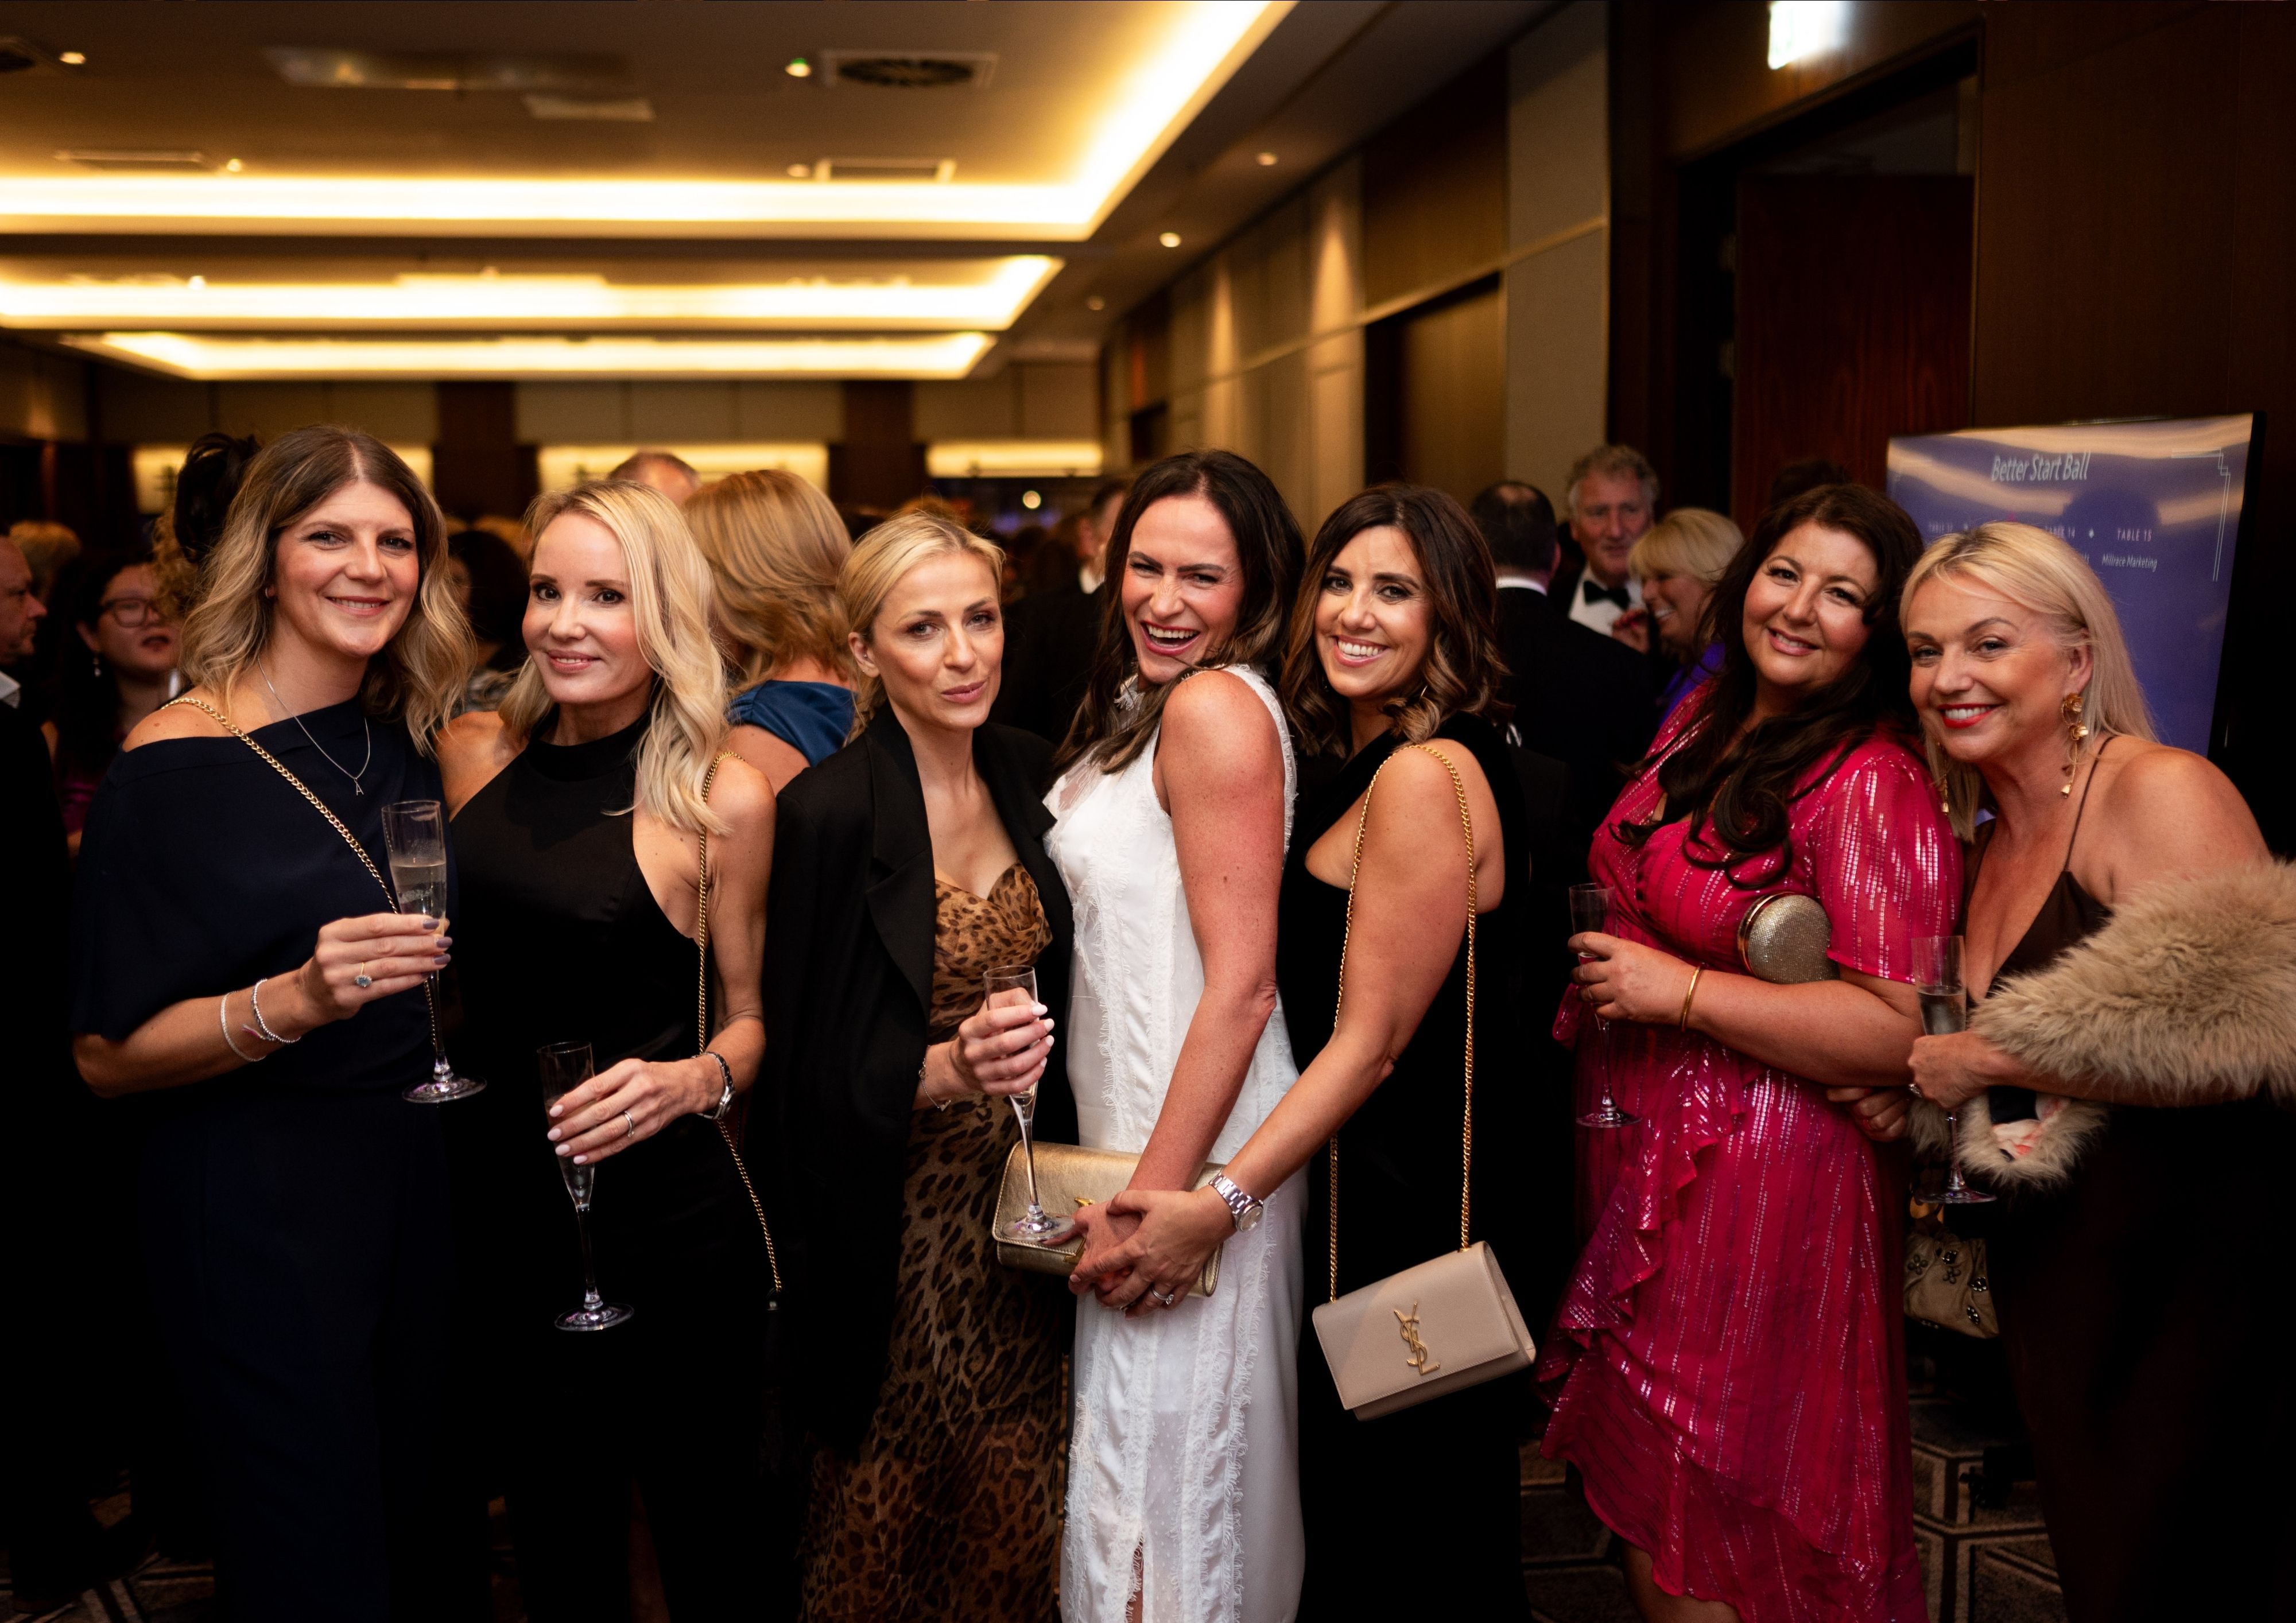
[1558,445,1658,636]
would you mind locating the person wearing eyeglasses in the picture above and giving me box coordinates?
[0,534,48,709]
[44,553,183,853]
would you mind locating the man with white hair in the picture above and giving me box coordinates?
[1558,444,1659,636]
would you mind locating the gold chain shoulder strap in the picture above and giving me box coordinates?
[162,695,441,1051]
[1325,741,1478,1303]
[695,751,784,1295]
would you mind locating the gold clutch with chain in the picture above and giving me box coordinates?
[990,1141,1225,1297]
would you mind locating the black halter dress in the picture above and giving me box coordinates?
[1971,740,2296,1622]
[446,714,776,1622]
[1277,714,1535,1620]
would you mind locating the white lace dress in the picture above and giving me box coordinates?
[1045,666,1306,1623]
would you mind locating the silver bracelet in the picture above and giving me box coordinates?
[219,994,263,1063]
[924,1050,952,1112]
[249,977,301,1045]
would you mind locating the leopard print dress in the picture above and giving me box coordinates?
[800,863,1068,1622]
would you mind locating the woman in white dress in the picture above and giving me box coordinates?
[1047,449,1309,1623]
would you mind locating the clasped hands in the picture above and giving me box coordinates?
[1068,1185,1232,1319]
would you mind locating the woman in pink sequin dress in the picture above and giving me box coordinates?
[1541,484,1957,1623]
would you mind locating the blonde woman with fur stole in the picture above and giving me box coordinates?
[436,481,781,1620]
[68,426,476,1620]
[1901,522,2292,1623]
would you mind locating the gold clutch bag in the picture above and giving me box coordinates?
[990,1141,1224,1297]
[1737,892,1839,983]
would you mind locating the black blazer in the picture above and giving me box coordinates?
[1496,583,1659,859]
[753,710,1075,1449]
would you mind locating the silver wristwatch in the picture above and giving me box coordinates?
[700,1051,735,1120]
[1209,1174,1264,1233]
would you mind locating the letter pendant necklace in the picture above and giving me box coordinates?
[259,659,373,795]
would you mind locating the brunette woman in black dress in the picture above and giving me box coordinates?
[1903,522,2291,1622]
[69,426,478,1621]
[1085,485,1536,1617]
[436,480,780,1620]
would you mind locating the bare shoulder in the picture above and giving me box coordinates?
[1160,667,1281,764]
[706,750,777,839]
[1393,737,1492,803]
[2096,737,2267,883]
[120,690,227,750]
[436,710,517,812]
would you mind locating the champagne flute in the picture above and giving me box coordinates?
[1570,883,1637,1128]
[986,965,1064,1243]
[538,1040,634,1331]
[381,799,486,1105]
[1911,934,1995,1206]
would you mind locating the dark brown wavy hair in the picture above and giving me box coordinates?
[1054,449,1304,776]
[1617,482,1923,886]
[1282,483,1510,759]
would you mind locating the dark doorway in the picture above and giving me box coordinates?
[1364,274,1504,506]
[1732,174,1973,527]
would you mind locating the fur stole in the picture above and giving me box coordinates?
[1910,861,2296,1190]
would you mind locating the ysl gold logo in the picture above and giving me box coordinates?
[1395,1302,1438,1376]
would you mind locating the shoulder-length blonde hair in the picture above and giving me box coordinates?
[1281,483,1510,758]
[1902,520,2156,839]
[1631,506,1742,586]
[498,480,732,837]
[178,424,468,750]
[683,468,854,687]
[839,511,1004,740]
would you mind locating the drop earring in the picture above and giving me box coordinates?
[2060,691,2089,795]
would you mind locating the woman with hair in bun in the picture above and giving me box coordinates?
[437,480,780,1620]
[1902,522,2290,1623]
[760,510,1072,1620]
[69,425,476,1620]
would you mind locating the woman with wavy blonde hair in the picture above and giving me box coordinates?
[436,479,786,1618]
[1901,520,2289,1622]
[685,467,858,789]
[69,425,481,1618]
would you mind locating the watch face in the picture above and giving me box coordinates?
[1235,1202,1263,1232]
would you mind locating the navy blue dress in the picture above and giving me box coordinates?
[68,698,470,1623]
[728,677,855,766]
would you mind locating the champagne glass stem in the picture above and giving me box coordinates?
[1942,1113,1969,1197]
[575,1208,604,1313]
[1011,1097,1048,1221]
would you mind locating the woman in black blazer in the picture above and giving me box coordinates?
[756,511,1074,1623]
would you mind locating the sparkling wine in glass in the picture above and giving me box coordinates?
[538,1040,633,1331]
[382,799,485,1105]
[1912,934,1994,1206]
[1570,883,1637,1129]
[986,965,1065,1243]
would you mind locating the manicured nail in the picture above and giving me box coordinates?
[554,1144,570,1156]
[549,1105,563,1118]
[572,1154,588,1165]
[433,955,450,966]
[1033,1001,1047,1015]
[424,918,441,930]
[547,1128,562,1141]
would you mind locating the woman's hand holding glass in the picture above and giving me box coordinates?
[547,1054,719,1166]
[1569,930,1697,1024]
[943,995,1055,1100]
[1907,1028,2016,1115]
[292,911,451,1025]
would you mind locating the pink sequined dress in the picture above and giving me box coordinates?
[1537,709,1957,1623]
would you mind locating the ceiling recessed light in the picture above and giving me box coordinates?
[786,162,811,178]
[785,57,812,79]
[1021,490,1042,510]
[1085,295,1106,312]
[186,275,205,289]
[1255,151,1277,166]
[65,331,997,380]
[223,158,243,173]
[1158,231,1181,248]
[59,51,86,67]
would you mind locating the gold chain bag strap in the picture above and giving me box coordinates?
[1308,743,1537,1420]
[163,696,444,1053]
[695,753,784,1297]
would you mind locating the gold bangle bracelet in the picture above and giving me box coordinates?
[1677,965,1704,1031]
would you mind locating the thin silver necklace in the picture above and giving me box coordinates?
[258,658,374,795]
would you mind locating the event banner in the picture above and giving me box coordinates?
[1886,416,2256,755]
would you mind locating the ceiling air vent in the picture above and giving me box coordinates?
[56,149,216,172]
[815,157,956,184]
[823,52,995,91]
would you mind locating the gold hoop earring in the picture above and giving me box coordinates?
[2060,691,2090,795]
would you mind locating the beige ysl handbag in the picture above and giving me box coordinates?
[1309,745,1537,1420]
[990,1143,1224,1296]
